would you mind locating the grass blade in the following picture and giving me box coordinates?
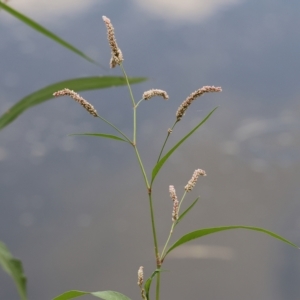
[69,133,128,143]
[53,290,131,300]
[166,225,299,257]
[0,241,27,300]
[176,197,199,224]
[0,2,99,66]
[151,107,218,184]
[0,76,146,131]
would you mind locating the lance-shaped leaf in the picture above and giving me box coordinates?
[0,241,27,300]
[69,133,129,143]
[144,269,163,300]
[0,76,146,131]
[53,290,131,300]
[165,226,299,258]
[176,197,199,224]
[0,2,100,66]
[151,107,217,184]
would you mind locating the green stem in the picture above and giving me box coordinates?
[133,144,160,300]
[118,63,160,299]
[156,270,161,300]
[134,147,160,299]
[161,223,175,259]
[161,191,187,260]
[147,193,160,300]
[120,64,137,144]
[133,145,150,188]
[134,143,160,300]
[178,190,187,212]
[135,98,144,108]
[148,194,159,259]
[156,121,177,163]
[96,115,132,144]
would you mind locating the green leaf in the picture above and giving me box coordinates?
[69,133,128,143]
[151,107,217,184]
[53,290,131,300]
[0,2,99,66]
[144,269,162,300]
[0,76,146,131]
[0,241,27,300]
[165,226,299,257]
[176,197,199,224]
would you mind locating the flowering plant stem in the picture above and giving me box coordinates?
[120,62,161,299]
[120,56,213,299]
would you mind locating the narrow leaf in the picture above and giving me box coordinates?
[53,290,131,300]
[176,197,199,224]
[144,269,162,300]
[0,76,146,131]
[151,107,217,184]
[53,290,87,300]
[0,2,99,66]
[166,226,299,257]
[92,291,131,300]
[69,133,128,143]
[0,241,27,300]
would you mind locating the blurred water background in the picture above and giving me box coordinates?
[1,1,300,299]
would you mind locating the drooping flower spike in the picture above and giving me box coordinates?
[176,86,222,121]
[53,88,98,117]
[185,169,207,192]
